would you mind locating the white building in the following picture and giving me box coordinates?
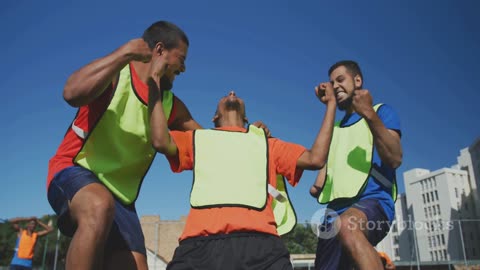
[403,167,480,262]
[456,137,480,218]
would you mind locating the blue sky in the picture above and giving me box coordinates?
[1,0,479,223]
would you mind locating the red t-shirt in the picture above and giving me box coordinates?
[47,64,176,189]
[166,126,306,241]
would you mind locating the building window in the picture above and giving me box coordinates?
[443,250,448,260]
[421,181,425,190]
[437,235,441,246]
[428,207,432,217]
[441,234,445,245]
[395,248,399,257]
[431,191,435,201]
[433,179,437,187]
[433,206,437,216]
[437,205,441,215]
[430,252,434,261]
[424,208,428,218]
[435,251,439,261]
[433,236,437,247]
[423,194,426,204]
[435,190,439,200]
[427,193,430,203]
[428,236,432,248]
[455,187,459,198]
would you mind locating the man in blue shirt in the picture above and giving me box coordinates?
[310,60,402,270]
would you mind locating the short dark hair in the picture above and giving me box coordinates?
[142,21,189,50]
[328,60,363,80]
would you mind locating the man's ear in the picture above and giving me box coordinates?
[354,75,363,89]
[154,42,165,56]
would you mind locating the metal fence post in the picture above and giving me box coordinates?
[410,215,420,270]
[53,229,61,270]
[457,220,467,266]
[154,222,159,270]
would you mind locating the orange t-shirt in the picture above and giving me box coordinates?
[47,63,176,189]
[17,230,38,259]
[167,126,307,241]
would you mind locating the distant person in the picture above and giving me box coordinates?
[9,217,53,270]
[147,53,337,270]
[47,20,269,270]
[310,60,402,270]
[378,251,395,270]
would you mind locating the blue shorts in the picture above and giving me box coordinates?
[314,198,391,270]
[10,265,31,270]
[47,166,146,255]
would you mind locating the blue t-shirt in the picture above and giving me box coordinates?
[10,233,33,268]
[327,104,401,222]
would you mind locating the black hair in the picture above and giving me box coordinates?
[328,60,363,81]
[142,21,189,50]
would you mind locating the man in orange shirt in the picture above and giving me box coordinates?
[146,54,337,269]
[9,217,53,270]
[378,251,395,270]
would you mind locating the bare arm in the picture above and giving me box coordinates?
[35,219,54,237]
[63,39,152,107]
[147,47,181,156]
[310,166,326,197]
[353,90,402,169]
[364,113,402,169]
[9,216,35,232]
[296,83,336,170]
[149,79,179,156]
[169,97,203,131]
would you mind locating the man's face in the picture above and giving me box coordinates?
[27,220,36,231]
[160,40,188,90]
[213,91,247,124]
[329,66,361,111]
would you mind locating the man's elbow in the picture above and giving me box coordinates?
[152,140,168,154]
[388,154,402,169]
[63,86,82,107]
[310,157,326,170]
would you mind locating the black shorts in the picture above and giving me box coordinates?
[47,166,146,255]
[167,232,293,270]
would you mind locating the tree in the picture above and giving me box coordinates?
[281,222,318,254]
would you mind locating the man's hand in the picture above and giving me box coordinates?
[124,38,153,63]
[352,89,375,118]
[148,50,170,87]
[252,121,272,137]
[315,82,335,105]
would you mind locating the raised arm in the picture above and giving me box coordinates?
[9,216,35,232]
[296,82,336,170]
[310,166,326,198]
[352,90,402,169]
[36,219,54,237]
[169,97,203,131]
[147,47,179,156]
[63,39,152,107]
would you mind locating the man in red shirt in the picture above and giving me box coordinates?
[47,21,197,270]
[147,54,337,269]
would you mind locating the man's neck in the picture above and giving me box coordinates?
[131,61,150,83]
[219,111,245,128]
